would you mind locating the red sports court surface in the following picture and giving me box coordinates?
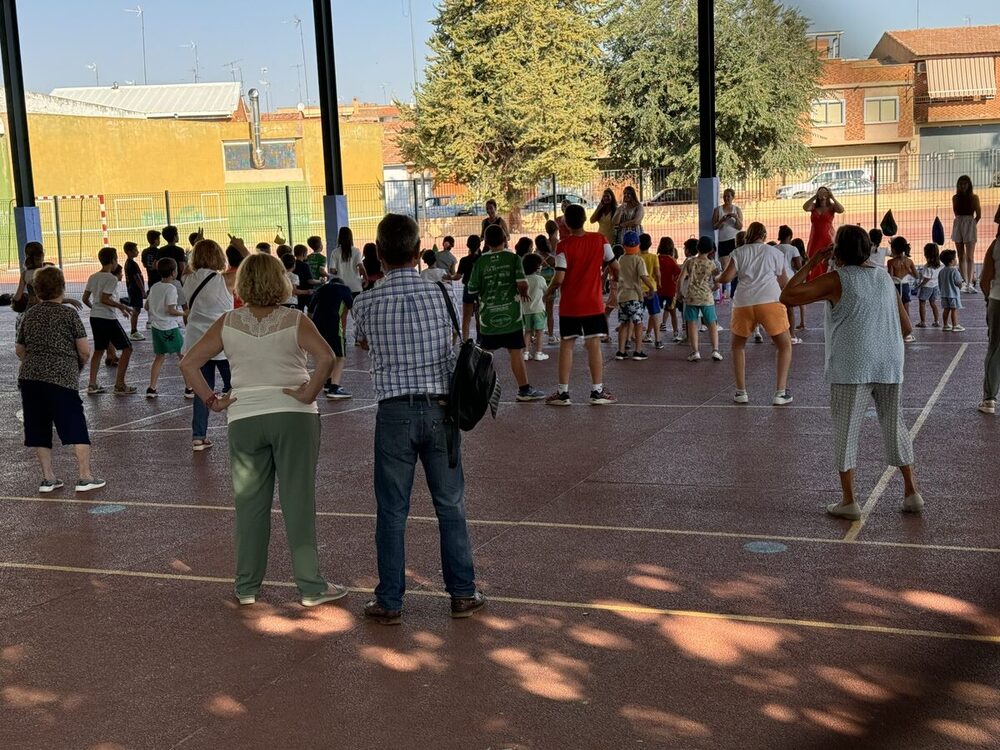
[1,301,998,750]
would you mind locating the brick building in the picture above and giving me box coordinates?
[870,26,1000,189]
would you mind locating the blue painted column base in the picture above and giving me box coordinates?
[13,205,42,267]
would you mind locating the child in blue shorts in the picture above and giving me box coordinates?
[678,237,723,362]
[938,248,965,332]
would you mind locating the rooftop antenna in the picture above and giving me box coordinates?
[180,41,200,83]
[402,0,419,93]
[123,6,148,84]
[290,63,305,107]
[86,62,100,86]
[222,59,244,93]
[285,15,311,106]
[259,67,272,112]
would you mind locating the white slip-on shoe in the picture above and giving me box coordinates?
[902,493,924,514]
[827,502,861,521]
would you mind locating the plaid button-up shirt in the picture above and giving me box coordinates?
[353,268,457,402]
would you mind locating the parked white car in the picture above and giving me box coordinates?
[776,168,871,200]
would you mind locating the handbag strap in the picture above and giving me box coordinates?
[186,272,218,311]
[437,282,461,336]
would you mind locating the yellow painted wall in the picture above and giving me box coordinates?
[4,112,383,196]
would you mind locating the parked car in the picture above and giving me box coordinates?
[422,195,478,219]
[522,193,590,213]
[776,168,871,200]
[823,177,875,196]
[644,187,696,206]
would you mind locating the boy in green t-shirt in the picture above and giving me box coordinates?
[305,235,330,282]
[466,225,545,401]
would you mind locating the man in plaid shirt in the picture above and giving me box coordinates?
[353,213,485,625]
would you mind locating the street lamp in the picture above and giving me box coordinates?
[181,41,200,83]
[124,6,147,84]
[86,62,100,86]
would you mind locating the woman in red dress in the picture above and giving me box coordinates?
[803,186,844,281]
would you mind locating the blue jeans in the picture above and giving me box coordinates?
[193,360,232,440]
[373,398,476,610]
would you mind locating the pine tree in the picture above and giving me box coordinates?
[396,0,606,226]
[604,0,821,183]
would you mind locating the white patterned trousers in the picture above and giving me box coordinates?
[830,383,914,473]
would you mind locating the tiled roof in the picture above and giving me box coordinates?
[49,82,242,119]
[875,26,1000,59]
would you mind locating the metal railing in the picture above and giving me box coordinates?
[4,149,998,284]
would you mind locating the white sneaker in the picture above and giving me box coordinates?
[753,331,764,343]
[951,325,965,332]
[301,584,348,607]
[129,331,146,341]
[734,391,749,404]
[961,282,970,293]
[903,334,916,343]
[523,351,531,361]
[942,325,952,332]
[700,325,708,332]
[547,335,558,345]
[902,492,924,514]
[827,502,861,520]
[643,334,653,344]
[533,352,549,361]
[716,325,726,332]
[687,351,701,362]
[711,350,723,361]
[790,336,803,345]
[672,334,684,343]
[772,390,794,406]
[978,399,996,415]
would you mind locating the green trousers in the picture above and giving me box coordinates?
[228,411,326,598]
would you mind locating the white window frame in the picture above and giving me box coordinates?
[863,96,900,125]
[811,99,845,127]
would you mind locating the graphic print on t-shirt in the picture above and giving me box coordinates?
[466,251,525,335]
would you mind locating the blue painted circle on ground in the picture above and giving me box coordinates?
[88,504,126,515]
[743,541,788,554]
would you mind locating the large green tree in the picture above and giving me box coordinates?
[397,0,606,223]
[604,0,821,182]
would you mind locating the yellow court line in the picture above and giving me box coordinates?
[845,343,968,543]
[2,561,998,645]
[3,495,1000,555]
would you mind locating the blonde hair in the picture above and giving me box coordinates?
[191,239,226,271]
[235,253,291,307]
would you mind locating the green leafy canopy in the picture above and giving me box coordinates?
[397,0,607,212]
[604,0,822,183]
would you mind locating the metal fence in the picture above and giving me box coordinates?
[4,148,999,285]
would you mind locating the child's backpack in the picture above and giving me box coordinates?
[932,217,946,246]
[437,283,501,468]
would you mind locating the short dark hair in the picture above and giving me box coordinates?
[466,234,482,253]
[697,236,715,255]
[484,224,506,249]
[306,236,323,251]
[639,233,652,251]
[281,252,296,270]
[778,225,793,243]
[869,228,883,246]
[24,242,45,269]
[293,244,308,258]
[256,242,272,253]
[123,241,138,254]
[98,246,117,266]
[442,235,455,248]
[421,249,437,267]
[565,203,586,230]
[611,244,624,260]
[146,229,161,244]
[523,253,542,275]
[226,245,245,268]
[188,232,200,245]
[162,225,179,244]
[276,244,292,257]
[940,249,957,266]
[32,265,65,300]
[377,213,421,266]
[683,238,698,257]
[157,257,177,278]
[514,236,533,256]
[833,225,872,267]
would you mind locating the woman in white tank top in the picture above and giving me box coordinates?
[181,254,346,608]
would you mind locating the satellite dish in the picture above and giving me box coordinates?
[296,102,306,113]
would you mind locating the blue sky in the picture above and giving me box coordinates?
[9,0,1000,109]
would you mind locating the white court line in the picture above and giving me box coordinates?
[100,405,191,432]
[844,343,969,543]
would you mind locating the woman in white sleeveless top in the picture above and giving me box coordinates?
[181,253,345,608]
[781,225,923,521]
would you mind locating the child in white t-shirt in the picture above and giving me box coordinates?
[281,253,301,307]
[420,250,448,284]
[776,226,803,344]
[144,258,186,397]
[521,253,549,361]
[915,243,943,328]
